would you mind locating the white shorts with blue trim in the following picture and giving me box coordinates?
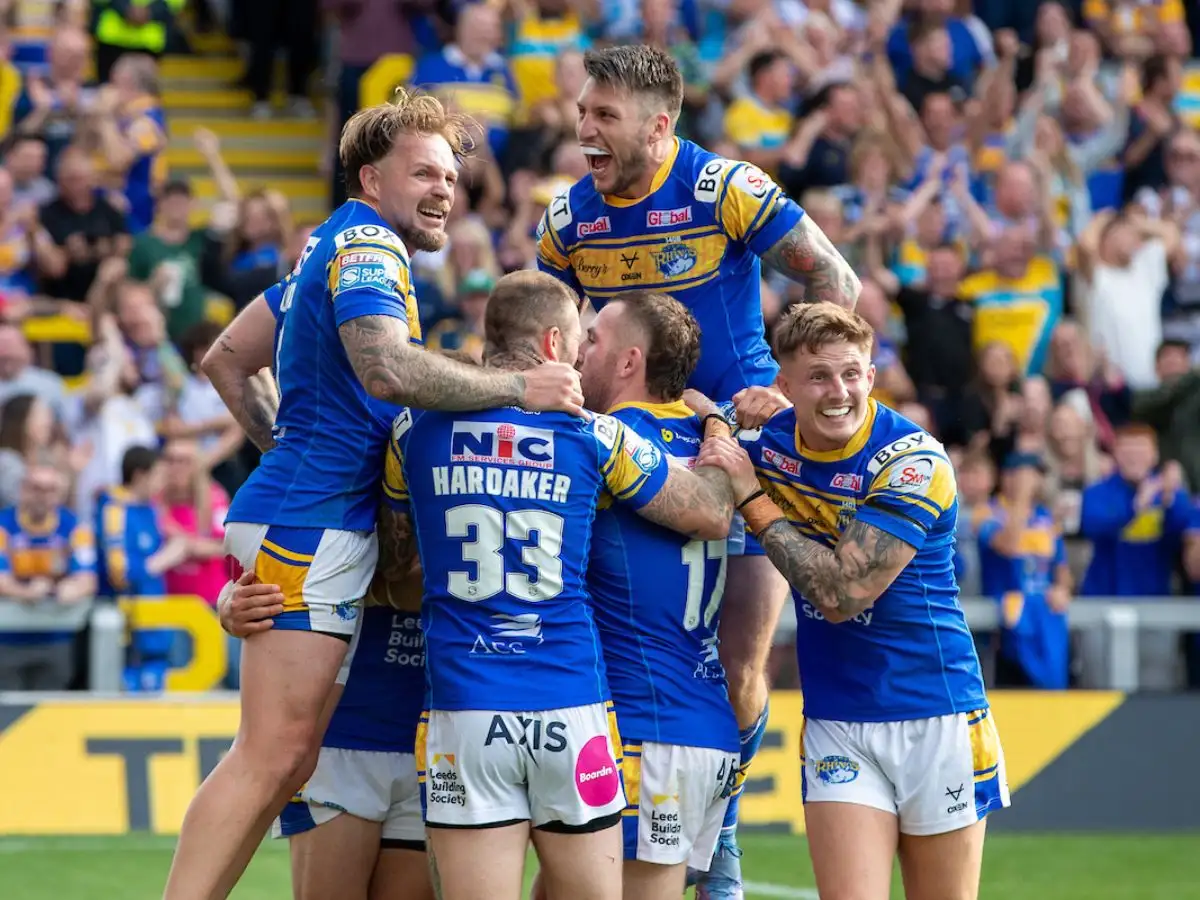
[800,709,1010,836]
[273,746,424,843]
[223,522,377,637]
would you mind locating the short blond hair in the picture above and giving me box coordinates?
[339,87,477,197]
[772,303,874,360]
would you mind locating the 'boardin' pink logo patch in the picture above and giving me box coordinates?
[574,735,619,807]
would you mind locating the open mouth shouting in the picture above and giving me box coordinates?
[581,145,613,178]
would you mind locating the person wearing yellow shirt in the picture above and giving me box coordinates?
[722,51,795,177]
[1083,0,1192,58]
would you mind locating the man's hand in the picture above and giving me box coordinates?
[732,385,791,430]
[698,435,759,500]
[1047,584,1071,614]
[519,362,584,416]
[217,570,284,638]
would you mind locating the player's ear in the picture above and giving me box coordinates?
[542,326,562,362]
[650,110,671,143]
[359,164,380,202]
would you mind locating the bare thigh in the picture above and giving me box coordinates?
[370,846,436,900]
[804,801,898,900]
[427,822,530,900]
[898,818,987,900]
[531,822,623,900]
[622,859,685,900]
[290,813,381,900]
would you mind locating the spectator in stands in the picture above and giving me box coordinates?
[127,178,207,341]
[0,168,41,299]
[91,0,184,82]
[0,459,96,690]
[960,339,1023,453]
[978,452,1072,688]
[161,321,245,496]
[1044,320,1130,449]
[159,436,227,606]
[1083,0,1192,58]
[1184,503,1200,687]
[412,2,516,163]
[92,53,166,234]
[779,83,862,197]
[37,146,130,305]
[0,392,70,508]
[0,322,65,417]
[723,50,796,175]
[856,277,916,406]
[425,269,491,364]
[242,0,318,120]
[1132,339,1200,491]
[4,135,55,212]
[1081,425,1192,598]
[113,278,187,425]
[901,19,970,114]
[12,28,95,170]
[1044,394,1110,583]
[952,450,995,597]
[1077,208,1180,390]
[958,227,1062,375]
[507,0,590,124]
[203,189,284,310]
[1122,54,1183,202]
[96,444,192,692]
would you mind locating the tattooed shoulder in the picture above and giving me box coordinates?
[760,216,862,310]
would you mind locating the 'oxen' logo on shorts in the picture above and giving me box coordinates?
[814,755,860,785]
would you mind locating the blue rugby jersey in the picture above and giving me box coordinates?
[536,138,805,400]
[383,406,673,712]
[227,200,420,533]
[587,400,739,754]
[743,400,987,722]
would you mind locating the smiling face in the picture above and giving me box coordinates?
[363,131,458,253]
[778,339,875,452]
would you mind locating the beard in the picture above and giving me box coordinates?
[594,143,652,197]
[579,355,617,413]
[398,223,448,253]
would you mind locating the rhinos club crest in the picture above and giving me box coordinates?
[651,237,697,278]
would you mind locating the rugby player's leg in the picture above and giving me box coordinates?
[290,813,382,900]
[531,818,623,900]
[804,803,898,900]
[897,820,987,900]
[698,550,787,898]
[427,823,531,900]
[164,628,349,900]
[622,860,685,900]
[370,844,434,900]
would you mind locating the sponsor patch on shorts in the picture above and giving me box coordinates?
[575,735,620,807]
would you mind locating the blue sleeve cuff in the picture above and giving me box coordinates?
[854,505,928,552]
[746,199,804,257]
[333,292,408,329]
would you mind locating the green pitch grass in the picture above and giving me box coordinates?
[2,833,1198,899]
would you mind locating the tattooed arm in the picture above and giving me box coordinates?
[759,214,862,310]
[637,459,736,541]
[200,294,279,452]
[756,517,917,622]
[365,504,424,612]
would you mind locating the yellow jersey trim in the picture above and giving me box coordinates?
[601,138,680,209]
[793,399,878,462]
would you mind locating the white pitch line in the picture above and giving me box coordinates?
[744,881,819,899]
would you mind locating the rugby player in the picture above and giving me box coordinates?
[692,303,1009,900]
[220,562,431,900]
[535,44,860,894]
[166,91,583,900]
[578,292,741,899]
[383,270,742,900]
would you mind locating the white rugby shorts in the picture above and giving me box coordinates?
[224,522,377,637]
[622,740,740,870]
[801,708,1010,836]
[273,746,424,844]
[416,702,626,829]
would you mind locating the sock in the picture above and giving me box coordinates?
[720,700,771,835]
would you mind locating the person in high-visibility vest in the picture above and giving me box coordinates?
[92,0,186,83]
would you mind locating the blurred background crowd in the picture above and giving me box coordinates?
[0,0,1197,695]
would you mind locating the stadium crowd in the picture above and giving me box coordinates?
[0,0,1198,695]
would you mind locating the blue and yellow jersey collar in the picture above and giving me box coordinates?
[17,507,60,536]
[602,138,680,209]
[793,399,878,462]
[607,398,694,419]
[122,95,159,118]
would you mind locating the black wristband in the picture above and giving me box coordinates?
[702,413,729,433]
[736,488,765,511]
